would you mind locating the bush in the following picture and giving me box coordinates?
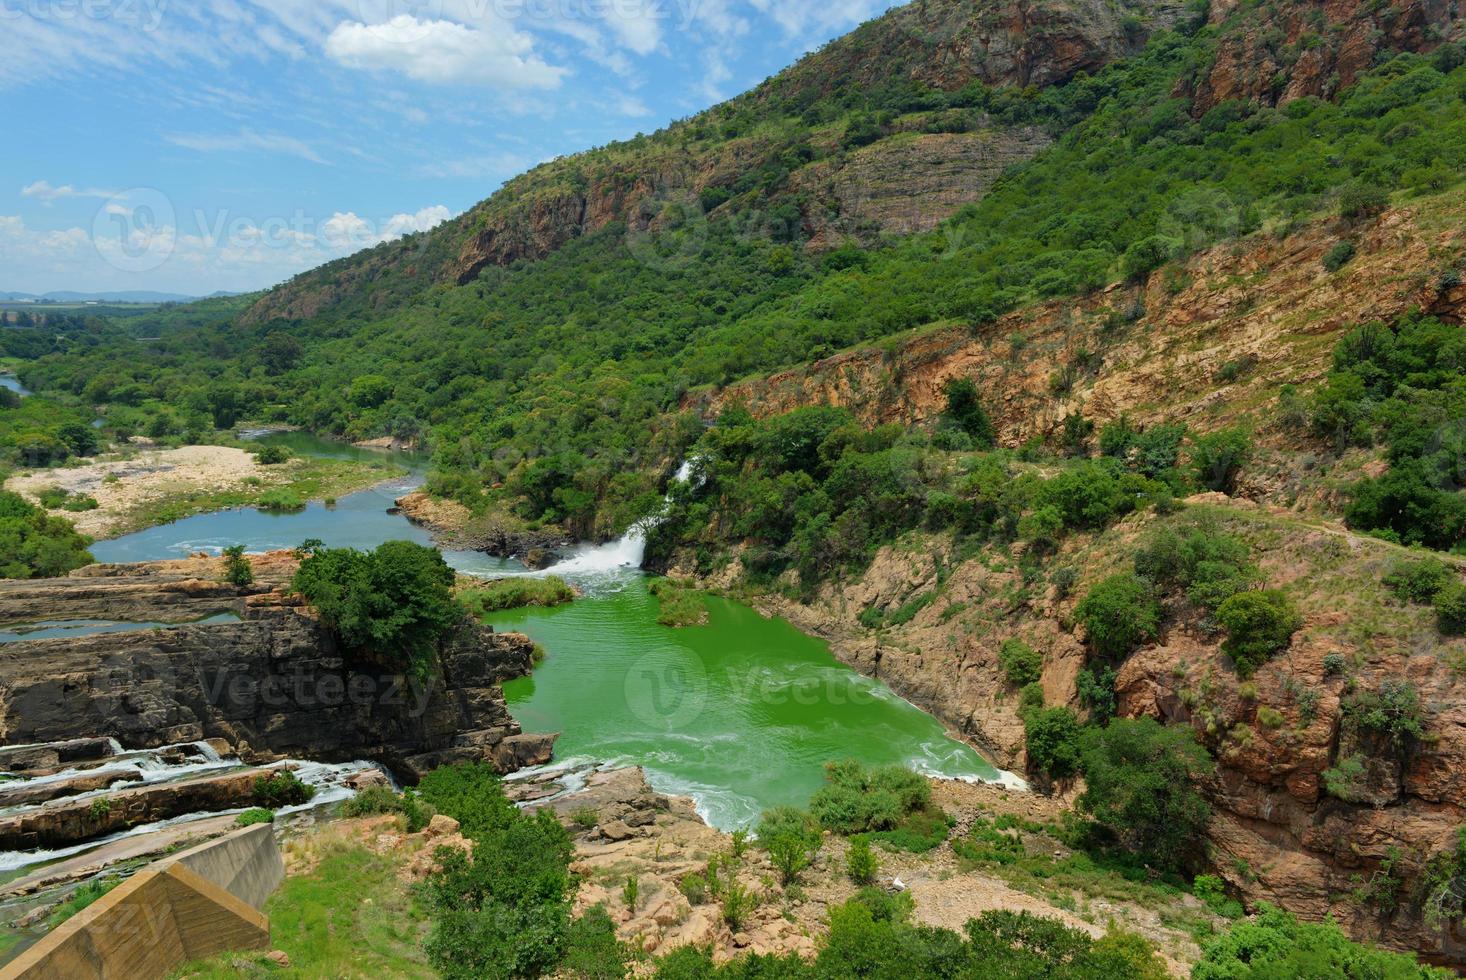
[1077,718,1213,872]
[254,771,315,808]
[461,577,575,615]
[1435,582,1466,634]
[758,807,822,885]
[1385,556,1453,604]
[1194,904,1446,979]
[223,544,254,587]
[1075,573,1160,661]
[720,880,755,931]
[340,784,435,832]
[0,490,94,580]
[998,638,1043,687]
[293,541,464,678]
[1342,680,1426,753]
[846,837,878,884]
[808,760,931,833]
[561,905,628,980]
[1338,180,1389,221]
[1323,240,1357,272]
[257,487,306,512]
[1190,427,1252,494]
[252,444,292,465]
[235,808,275,827]
[1023,707,1083,779]
[1133,523,1258,611]
[1215,589,1302,677]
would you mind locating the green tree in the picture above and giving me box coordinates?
[1078,718,1213,872]
[1215,589,1302,677]
[941,378,995,448]
[1075,573,1160,661]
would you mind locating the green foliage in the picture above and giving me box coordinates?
[254,771,315,808]
[461,577,575,615]
[235,808,275,827]
[720,880,755,931]
[252,443,292,465]
[561,905,629,980]
[952,817,1027,866]
[760,807,822,886]
[1435,582,1466,634]
[1192,875,1244,919]
[941,378,995,448]
[1077,718,1213,873]
[807,760,931,834]
[1385,555,1454,603]
[223,545,254,587]
[49,878,119,928]
[621,876,639,911]
[646,578,709,627]
[256,487,306,512]
[1133,522,1259,611]
[341,785,435,833]
[1023,707,1084,779]
[292,541,463,678]
[418,763,576,980]
[0,490,94,579]
[998,638,1043,687]
[1189,427,1252,494]
[1323,240,1357,272]
[1341,680,1426,754]
[1193,904,1448,979]
[845,837,878,885]
[1215,589,1302,677]
[1075,573,1160,661]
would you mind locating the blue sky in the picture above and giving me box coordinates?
[0,0,900,296]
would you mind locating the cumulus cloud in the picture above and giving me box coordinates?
[325,16,567,88]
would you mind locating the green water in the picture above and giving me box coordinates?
[494,577,1006,829]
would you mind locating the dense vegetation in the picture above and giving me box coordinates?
[292,540,464,678]
[0,489,94,579]
[12,30,1465,537]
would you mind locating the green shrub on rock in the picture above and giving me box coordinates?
[1215,589,1302,677]
[998,638,1043,687]
[1075,573,1160,661]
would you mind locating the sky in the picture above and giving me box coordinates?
[0,0,903,297]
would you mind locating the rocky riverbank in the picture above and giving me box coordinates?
[395,491,572,566]
[0,554,554,782]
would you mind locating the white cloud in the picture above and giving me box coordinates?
[21,180,119,202]
[325,16,567,88]
[165,128,329,164]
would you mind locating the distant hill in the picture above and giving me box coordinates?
[0,290,239,304]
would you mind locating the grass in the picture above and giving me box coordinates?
[460,576,575,616]
[648,578,710,627]
[48,878,119,928]
[170,840,431,979]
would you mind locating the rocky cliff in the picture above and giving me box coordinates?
[0,558,554,782]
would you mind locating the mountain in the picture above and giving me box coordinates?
[0,290,220,304]
[10,0,1466,966]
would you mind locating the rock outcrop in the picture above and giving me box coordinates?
[0,563,554,783]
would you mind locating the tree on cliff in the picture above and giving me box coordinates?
[292,540,462,678]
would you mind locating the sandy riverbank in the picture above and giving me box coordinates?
[5,445,402,539]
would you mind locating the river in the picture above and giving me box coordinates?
[0,376,28,398]
[89,432,1012,829]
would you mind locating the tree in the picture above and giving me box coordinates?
[1215,589,1302,677]
[1190,427,1252,494]
[1024,707,1083,779]
[1078,718,1213,872]
[1194,904,1447,979]
[292,540,462,677]
[222,545,254,586]
[1075,573,1160,661]
[0,491,94,580]
[941,378,995,448]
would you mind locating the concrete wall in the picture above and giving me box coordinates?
[0,824,283,980]
[162,823,284,911]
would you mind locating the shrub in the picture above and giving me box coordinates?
[1194,904,1445,979]
[941,378,995,448]
[1323,240,1357,272]
[845,837,878,884]
[1216,589,1302,677]
[293,541,463,678]
[235,808,275,827]
[758,807,822,885]
[1435,582,1466,634]
[0,491,94,580]
[36,486,70,509]
[1385,556,1453,604]
[1193,875,1244,919]
[561,905,629,980]
[1077,718,1213,872]
[257,487,306,512]
[998,638,1043,687]
[720,880,755,930]
[1190,427,1252,494]
[1323,653,1348,676]
[1256,706,1285,729]
[1023,707,1083,779]
[1342,681,1426,753]
[222,544,254,586]
[1133,523,1258,611]
[1323,754,1369,803]
[461,577,575,615]
[678,872,709,905]
[1075,573,1160,661]
[252,444,291,465]
[1338,181,1389,221]
[61,495,99,512]
[254,771,315,808]
[340,785,435,832]
[808,760,931,834]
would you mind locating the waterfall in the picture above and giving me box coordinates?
[537,459,698,577]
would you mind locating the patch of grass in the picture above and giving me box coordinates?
[49,878,119,927]
[460,576,575,616]
[648,578,710,627]
[169,840,431,978]
[235,808,275,827]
